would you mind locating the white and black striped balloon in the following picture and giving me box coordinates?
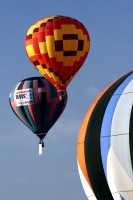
[77,71,133,200]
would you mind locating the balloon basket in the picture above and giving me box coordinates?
[38,139,44,155]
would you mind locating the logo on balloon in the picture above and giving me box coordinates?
[15,88,33,106]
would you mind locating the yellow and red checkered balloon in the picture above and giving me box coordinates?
[25,15,90,91]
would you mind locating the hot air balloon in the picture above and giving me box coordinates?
[24,15,90,99]
[77,71,133,200]
[9,77,67,154]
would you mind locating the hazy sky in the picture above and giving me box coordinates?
[0,1,133,200]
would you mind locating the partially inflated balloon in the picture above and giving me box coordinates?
[24,15,90,97]
[9,77,67,154]
[77,71,133,199]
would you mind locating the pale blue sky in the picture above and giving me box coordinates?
[0,1,133,200]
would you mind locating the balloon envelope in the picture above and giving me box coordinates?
[77,71,133,200]
[9,77,67,142]
[24,15,90,91]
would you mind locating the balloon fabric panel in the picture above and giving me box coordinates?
[25,16,90,90]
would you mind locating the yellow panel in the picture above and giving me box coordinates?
[63,40,78,51]
[63,40,70,51]
[61,24,76,34]
[61,24,70,34]
[26,45,35,57]
[69,24,77,33]
[39,42,47,54]
[54,30,63,40]
[46,35,55,58]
